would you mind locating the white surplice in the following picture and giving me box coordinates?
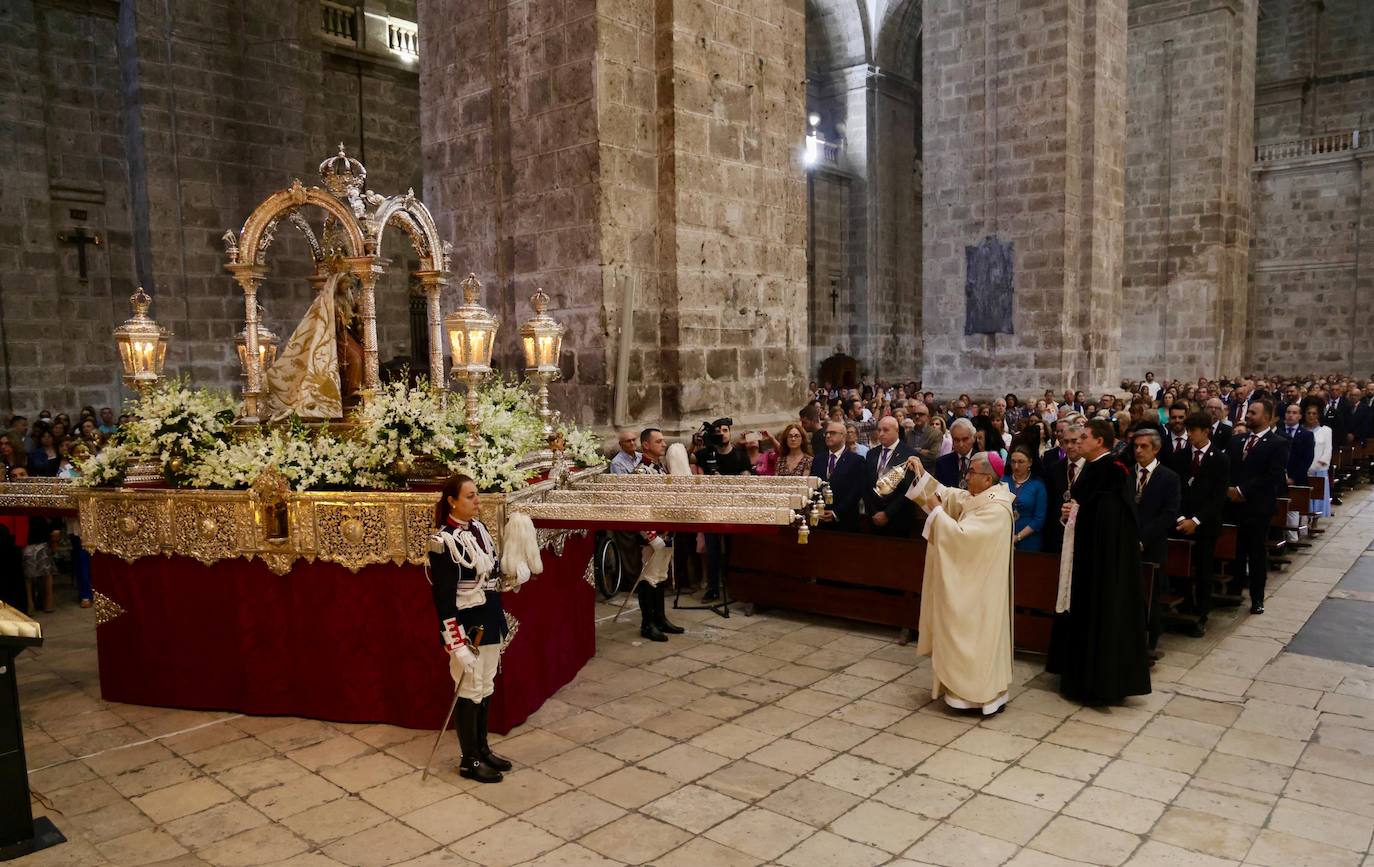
[905,471,1016,713]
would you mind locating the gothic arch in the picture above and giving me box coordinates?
[806,0,872,76]
[873,0,922,82]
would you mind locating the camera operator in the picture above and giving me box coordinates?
[694,417,752,478]
[694,418,750,602]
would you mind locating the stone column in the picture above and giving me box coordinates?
[419,0,807,431]
[1123,0,1257,380]
[922,0,1128,397]
[1355,151,1374,374]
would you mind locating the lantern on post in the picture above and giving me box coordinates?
[519,288,565,437]
[112,287,171,399]
[443,273,500,452]
[234,309,280,389]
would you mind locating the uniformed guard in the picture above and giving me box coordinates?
[612,428,684,641]
[427,474,511,784]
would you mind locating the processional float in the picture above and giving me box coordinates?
[0,147,822,743]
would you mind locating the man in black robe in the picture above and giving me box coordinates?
[1048,418,1152,705]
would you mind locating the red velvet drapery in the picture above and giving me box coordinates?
[91,534,594,734]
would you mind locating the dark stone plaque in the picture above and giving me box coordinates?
[964,235,1014,335]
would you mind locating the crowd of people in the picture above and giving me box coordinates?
[3,406,126,480]
[1,407,122,615]
[609,371,1369,653]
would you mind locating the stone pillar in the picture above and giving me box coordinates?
[922,0,1128,396]
[869,73,922,384]
[1123,0,1257,380]
[1355,151,1374,374]
[419,0,807,431]
[807,63,921,386]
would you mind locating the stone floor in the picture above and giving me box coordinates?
[15,492,1374,867]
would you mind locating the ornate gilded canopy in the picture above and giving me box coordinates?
[223,144,453,421]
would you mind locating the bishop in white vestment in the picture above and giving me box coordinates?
[902,452,1016,714]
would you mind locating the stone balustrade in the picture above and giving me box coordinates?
[1255,129,1369,163]
[318,1,419,63]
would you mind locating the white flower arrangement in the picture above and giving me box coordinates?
[77,376,605,493]
[78,442,132,486]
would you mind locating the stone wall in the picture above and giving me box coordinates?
[1121,0,1256,382]
[1254,0,1373,142]
[922,0,1128,396]
[1247,154,1369,371]
[420,0,808,432]
[808,169,851,371]
[1246,0,1374,375]
[0,0,422,418]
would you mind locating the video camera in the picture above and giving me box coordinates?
[696,417,734,475]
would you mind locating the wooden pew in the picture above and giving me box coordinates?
[725,531,1064,654]
[1159,537,1193,616]
[1307,474,1328,533]
[1212,524,1243,606]
[1286,485,1312,549]
[1268,496,1291,568]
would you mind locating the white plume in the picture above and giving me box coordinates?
[501,512,543,584]
[665,442,691,476]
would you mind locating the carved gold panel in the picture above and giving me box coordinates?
[313,502,394,571]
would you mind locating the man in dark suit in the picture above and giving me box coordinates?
[1322,386,1348,449]
[1226,383,1252,426]
[933,418,977,488]
[813,421,864,532]
[862,417,918,537]
[1161,402,1191,460]
[1130,428,1181,654]
[1205,398,1234,452]
[1043,419,1086,554]
[1278,403,1315,486]
[1226,398,1291,615]
[1348,386,1372,445]
[1170,412,1230,636]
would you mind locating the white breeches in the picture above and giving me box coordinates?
[640,545,673,587]
[459,644,501,702]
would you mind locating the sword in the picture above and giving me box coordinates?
[422,625,483,781]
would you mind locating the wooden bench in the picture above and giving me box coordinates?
[1286,485,1313,548]
[1212,523,1243,606]
[1159,537,1193,615]
[725,531,1064,654]
[1307,474,1328,533]
[1268,496,1291,568]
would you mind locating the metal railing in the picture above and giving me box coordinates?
[1254,129,1369,163]
[320,0,358,46]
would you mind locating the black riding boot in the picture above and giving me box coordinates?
[637,583,666,641]
[655,584,684,634]
[457,699,502,783]
[478,698,513,772]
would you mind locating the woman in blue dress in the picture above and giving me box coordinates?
[1003,446,1047,552]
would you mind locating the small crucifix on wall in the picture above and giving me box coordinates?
[57,227,103,281]
[829,275,841,317]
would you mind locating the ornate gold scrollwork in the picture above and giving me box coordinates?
[314,502,392,572]
[170,498,247,566]
[93,591,126,626]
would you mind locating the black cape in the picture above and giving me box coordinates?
[1047,455,1152,704]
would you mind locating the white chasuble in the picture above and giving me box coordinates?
[905,472,1016,711]
[262,271,345,421]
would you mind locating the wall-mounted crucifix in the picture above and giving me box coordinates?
[57,227,103,281]
[829,275,840,317]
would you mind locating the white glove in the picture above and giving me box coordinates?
[649,535,666,551]
[449,645,477,685]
